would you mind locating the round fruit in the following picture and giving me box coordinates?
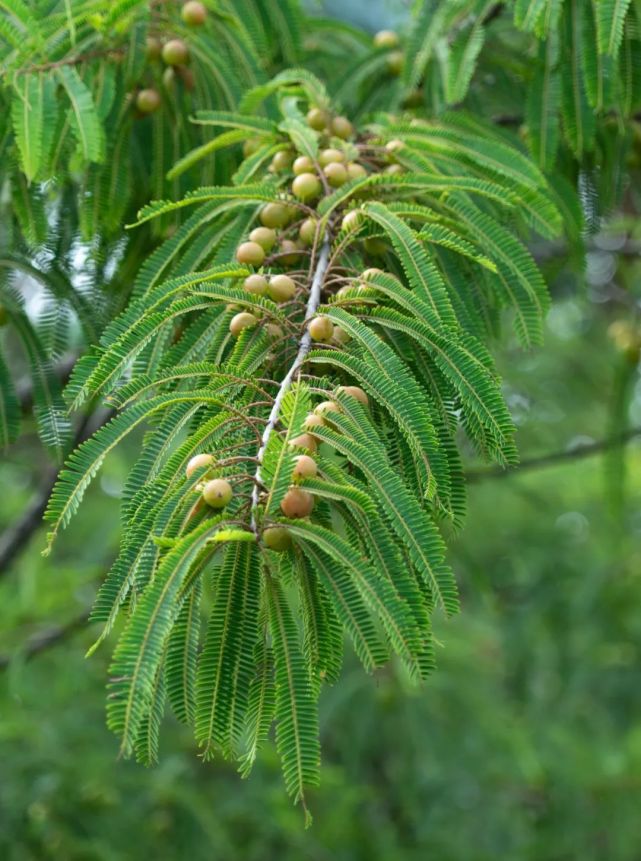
[202,478,233,508]
[293,155,315,175]
[292,172,321,201]
[181,1,207,24]
[314,401,342,423]
[243,138,261,158]
[271,150,293,172]
[146,36,162,59]
[265,322,283,339]
[319,148,345,166]
[186,453,214,478]
[243,273,268,295]
[280,487,314,518]
[162,67,176,90]
[162,39,189,66]
[331,116,353,139]
[229,312,258,336]
[374,29,400,48]
[249,227,276,251]
[299,217,317,245]
[279,239,303,266]
[289,433,318,452]
[337,385,368,406]
[136,89,161,114]
[263,526,292,551]
[306,108,328,130]
[303,413,324,434]
[333,326,351,345]
[347,162,367,180]
[260,203,290,229]
[236,241,265,266]
[386,139,404,153]
[385,164,404,175]
[309,316,334,342]
[293,454,318,480]
[324,162,348,187]
[387,50,404,75]
[341,210,361,231]
[268,274,296,302]
[364,237,387,255]
[362,267,383,280]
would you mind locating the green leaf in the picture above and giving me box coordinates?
[57,66,105,164]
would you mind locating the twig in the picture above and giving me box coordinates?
[250,234,332,533]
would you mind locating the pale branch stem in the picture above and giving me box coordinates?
[250,234,332,533]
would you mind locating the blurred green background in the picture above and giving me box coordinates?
[1,226,640,860]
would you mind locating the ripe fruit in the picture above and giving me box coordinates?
[324,162,348,187]
[186,453,214,478]
[268,274,296,302]
[181,1,207,24]
[299,217,317,246]
[260,203,290,229]
[387,50,404,75]
[243,274,268,295]
[303,413,324,434]
[337,385,368,406]
[249,227,276,251]
[279,239,303,266]
[306,108,328,130]
[236,241,265,266]
[229,312,258,336]
[292,172,321,201]
[315,401,342,424]
[374,29,400,48]
[202,478,233,508]
[293,155,315,175]
[309,316,334,342]
[333,326,351,345]
[293,454,318,480]
[136,89,161,114]
[331,116,353,139]
[319,148,345,166]
[271,150,293,172]
[289,433,318,452]
[341,210,361,231]
[346,162,367,180]
[280,487,314,518]
[162,39,189,66]
[263,526,292,551]
[243,138,261,158]
[146,37,162,60]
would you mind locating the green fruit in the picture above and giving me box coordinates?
[271,150,293,172]
[331,116,353,139]
[162,39,189,66]
[186,453,214,478]
[341,210,361,231]
[374,29,400,49]
[229,312,258,336]
[202,478,233,508]
[387,50,404,76]
[243,274,268,295]
[306,108,328,130]
[260,203,290,229]
[181,1,207,25]
[268,274,296,302]
[319,148,345,166]
[332,326,351,345]
[249,226,276,251]
[146,37,162,60]
[324,162,348,187]
[279,240,303,266]
[346,162,367,180]
[243,138,261,158]
[293,155,315,175]
[263,526,292,551]
[299,217,317,246]
[280,487,314,518]
[308,316,334,342]
[364,237,388,256]
[292,172,321,201]
[162,67,176,90]
[236,241,265,266]
[386,139,404,153]
[135,89,161,114]
[385,163,404,175]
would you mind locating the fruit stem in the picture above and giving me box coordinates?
[250,233,331,533]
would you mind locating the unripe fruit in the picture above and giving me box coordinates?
[364,237,387,255]
[315,400,342,423]
[306,107,328,130]
[162,67,176,90]
[268,274,296,302]
[279,239,303,266]
[341,210,361,231]
[271,150,293,172]
[337,385,368,406]
[362,267,383,280]
[265,322,284,339]
[386,139,404,153]
[186,453,214,478]
[146,36,162,60]
[346,162,367,180]
[319,148,345,166]
[293,155,315,175]
[263,526,292,551]
[136,89,161,114]
[243,273,268,295]
[293,454,318,480]
[260,203,290,229]
[229,312,258,336]
[181,1,207,24]
[236,241,265,266]
[292,172,321,201]
[331,116,353,139]
[374,29,400,48]
[309,316,334,342]
[299,217,317,245]
[162,39,189,66]
[280,487,314,518]
[243,138,261,158]
[385,163,404,175]
[289,433,318,452]
[333,326,351,345]
[324,161,348,187]
[249,227,276,251]
[202,478,233,509]
[387,50,404,75]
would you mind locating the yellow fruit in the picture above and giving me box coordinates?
[280,487,314,518]
[374,30,400,48]
[136,89,161,114]
[263,526,292,551]
[346,162,367,180]
[243,274,268,295]
[229,312,258,336]
[299,217,317,246]
[202,478,233,508]
[236,241,265,266]
[308,316,334,342]
[292,172,321,201]
[268,274,296,302]
[337,385,368,406]
[292,454,318,480]
[260,203,290,229]
[293,155,315,175]
[185,453,214,478]
[181,1,207,25]
[249,227,276,251]
[319,148,345,166]
[306,108,328,130]
[331,116,353,139]
[323,162,348,187]
[333,326,351,345]
[162,39,189,66]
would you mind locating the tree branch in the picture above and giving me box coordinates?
[0,608,90,670]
